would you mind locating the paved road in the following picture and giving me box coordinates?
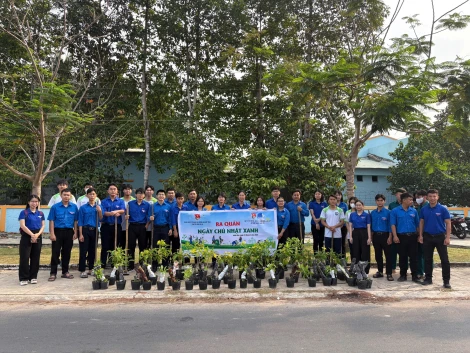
[1,301,468,353]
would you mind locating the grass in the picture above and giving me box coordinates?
[0,245,469,265]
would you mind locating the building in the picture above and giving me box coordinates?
[354,135,408,205]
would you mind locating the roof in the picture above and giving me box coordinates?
[356,158,395,169]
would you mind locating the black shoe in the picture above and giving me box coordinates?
[387,275,394,281]
[443,282,451,289]
[373,272,384,278]
[397,276,407,282]
[412,276,421,283]
[421,278,433,286]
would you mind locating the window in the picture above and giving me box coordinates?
[357,175,363,182]
[372,176,378,182]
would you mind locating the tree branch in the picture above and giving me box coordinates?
[0,154,33,181]
[19,146,36,173]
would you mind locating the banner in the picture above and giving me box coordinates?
[178,209,278,253]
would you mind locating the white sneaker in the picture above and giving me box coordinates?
[30,279,38,284]
[20,281,28,286]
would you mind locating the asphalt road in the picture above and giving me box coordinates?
[0,300,468,353]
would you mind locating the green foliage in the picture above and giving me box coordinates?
[107,247,129,268]
[183,267,194,281]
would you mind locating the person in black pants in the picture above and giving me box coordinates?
[150,190,172,270]
[418,189,452,289]
[18,195,45,286]
[370,194,393,281]
[78,188,102,278]
[47,188,78,281]
[348,200,371,274]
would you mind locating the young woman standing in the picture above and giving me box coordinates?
[308,190,327,253]
[18,195,45,285]
[348,200,372,274]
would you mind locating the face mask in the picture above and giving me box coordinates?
[350,203,356,209]
[416,198,424,204]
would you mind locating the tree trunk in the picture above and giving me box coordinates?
[142,0,150,188]
[344,162,355,199]
[32,179,42,199]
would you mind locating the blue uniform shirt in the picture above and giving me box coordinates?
[231,202,251,210]
[338,202,348,215]
[101,197,126,224]
[266,198,278,210]
[390,206,419,233]
[153,202,172,226]
[128,200,151,224]
[277,208,290,229]
[419,203,450,235]
[286,201,309,223]
[48,202,78,228]
[170,204,189,228]
[212,204,230,211]
[165,198,176,206]
[183,201,197,211]
[371,208,391,233]
[349,211,371,229]
[308,201,327,226]
[78,203,100,227]
[19,209,44,230]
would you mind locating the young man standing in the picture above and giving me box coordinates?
[165,188,176,206]
[126,188,151,270]
[390,192,420,283]
[48,188,78,281]
[388,187,406,273]
[100,183,125,268]
[76,182,100,209]
[370,194,393,281]
[78,188,102,278]
[150,190,172,269]
[212,192,230,211]
[170,192,188,254]
[48,179,76,206]
[144,185,157,248]
[335,191,348,257]
[120,184,135,251]
[184,189,198,211]
[266,187,281,209]
[276,197,290,247]
[415,189,429,279]
[286,189,309,243]
[419,189,451,289]
[321,195,345,255]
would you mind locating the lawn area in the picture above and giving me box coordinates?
[0,245,469,265]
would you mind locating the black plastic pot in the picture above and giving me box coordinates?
[150,277,157,285]
[240,279,248,288]
[268,278,277,289]
[286,277,295,288]
[276,267,285,279]
[227,279,236,289]
[322,277,332,286]
[108,277,116,286]
[199,280,208,290]
[255,268,266,279]
[331,278,338,286]
[308,278,317,287]
[185,280,194,290]
[168,278,173,286]
[116,280,126,290]
[207,276,213,285]
[92,281,100,290]
[294,273,299,283]
[346,277,357,287]
[131,280,141,290]
[100,281,109,290]
[156,281,165,291]
[212,279,221,289]
[247,276,254,284]
[142,281,152,290]
[223,276,229,284]
[172,281,181,290]
[366,279,373,289]
[357,279,368,290]
[253,279,262,288]
[337,272,346,281]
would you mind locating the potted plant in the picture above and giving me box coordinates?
[168,266,181,290]
[92,261,106,290]
[108,247,129,290]
[131,275,142,290]
[299,264,316,287]
[247,264,262,288]
[219,252,236,288]
[156,265,167,290]
[139,249,157,285]
[172,249,186,280]
[135,263,151,290]
[183,267,194,290]
[248,240,275,279]
[265,262,277,289]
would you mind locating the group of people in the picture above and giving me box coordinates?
[18,181,452,289]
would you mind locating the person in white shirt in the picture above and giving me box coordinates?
[321,195,345,256]
[76,182,101,209]
[48,179,76,207]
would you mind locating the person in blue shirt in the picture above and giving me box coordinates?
[18,195,45,286]
[100,183,126,268]
[212,192,230,211]
[348,200,372,274]
[171,192,188,254]
[255,196,266,210]
[48,188,79,281]
[120,184,135,257]
[276,197,290,247]
[370,194,393,281]
[335,190,349,258]
[390,192,420,283]
[184,189,198,211]
[308,190,327,253]
[78,188,102,278]
[150,189,172,269]
[418,189,452,288]
[195,196,208,211]
[231,191,251,209]
[165,187,176,206]
[125,188,151,270]
[266,187,280,209]
[286,189,309,243]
